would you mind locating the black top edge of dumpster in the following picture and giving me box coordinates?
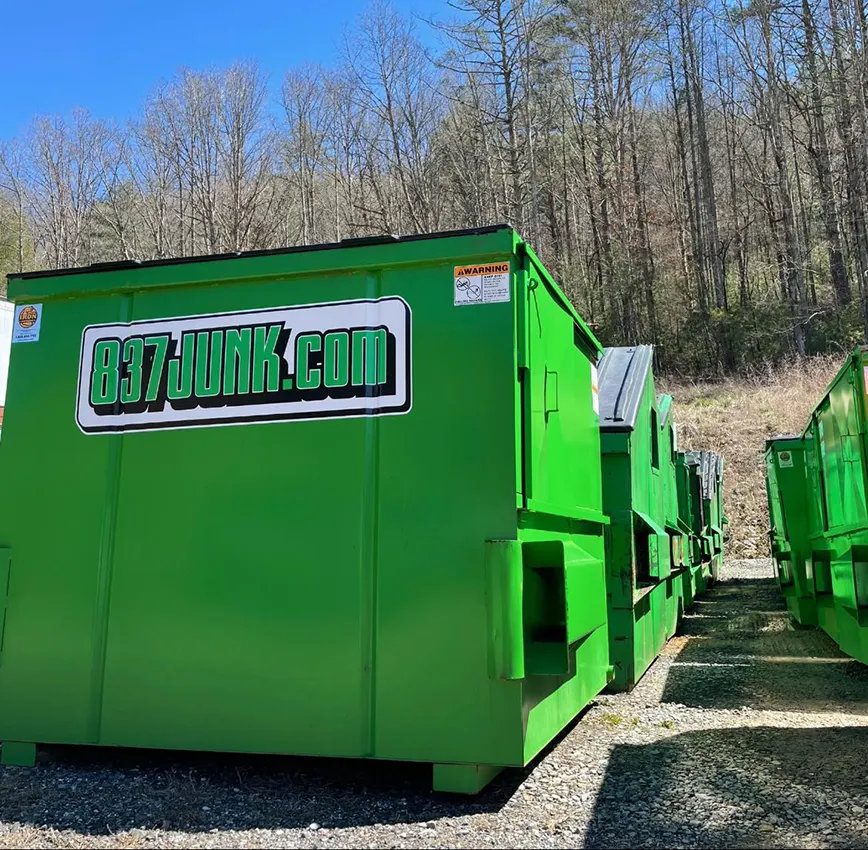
[598,345,654,432]
[767,433,801,443]
[7,224,514,281]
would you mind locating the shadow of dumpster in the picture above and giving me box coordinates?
[0,744,512,834]
[584,726,868,849]
[0,710,590,836]
[660,576,868,713]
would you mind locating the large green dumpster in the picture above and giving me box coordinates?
[798,346,868,664]
[764,435,816,625]
[598,345,680,691]
[0,225,612,792]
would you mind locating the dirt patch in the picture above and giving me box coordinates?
[660,357,840,558]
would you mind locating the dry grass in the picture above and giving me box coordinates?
[660,356,841,558]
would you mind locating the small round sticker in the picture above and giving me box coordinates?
[12,304,43,343]
[17,306,38,329]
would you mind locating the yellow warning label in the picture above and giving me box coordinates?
[454,263,510,278]
[454,262,511,305]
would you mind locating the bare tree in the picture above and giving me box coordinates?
[346,1,445,233]
[23,111,109,268]
[4,0,868,371]
[0,139,32,275]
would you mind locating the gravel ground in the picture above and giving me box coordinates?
[2,559,868,849]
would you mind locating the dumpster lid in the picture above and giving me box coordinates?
[598,345,654,432]
[7,223,514,282]
[801,345,868,440]
[677,517,694,535]
[699,451,723,500]
[664,517,682,533]
[633,508,667,537]
[766,433,801,446]
[518,242,602,358]
[657,393,674,427]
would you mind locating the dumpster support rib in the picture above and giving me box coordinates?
[1,742,36,767]
[433,763,503,794]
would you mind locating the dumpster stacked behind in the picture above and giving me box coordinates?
[597,346,725,691]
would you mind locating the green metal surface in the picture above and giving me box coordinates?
[0,742,36,767]
[675,452,708,605]
[0,226,612,792]
[433,762,504,795]
[681,450,725,588]
[659,395,689,576]
[774,346,868,664]
[764,436,816,625]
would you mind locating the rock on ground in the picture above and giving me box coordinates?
[2,559,868,849]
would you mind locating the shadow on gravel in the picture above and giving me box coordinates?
[0,712,586,835]
[584,726,868,849]
[661,576,868,713]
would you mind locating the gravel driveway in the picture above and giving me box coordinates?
[2,559,868,849]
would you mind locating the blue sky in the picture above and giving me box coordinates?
[1,0,445,138]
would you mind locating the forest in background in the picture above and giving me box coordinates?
[2,0,868,374]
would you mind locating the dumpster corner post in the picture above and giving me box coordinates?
[433,763,504,794]
[1,742,36,767]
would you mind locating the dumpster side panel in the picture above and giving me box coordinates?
[517,258,610,763]
[97,274,394,755]
[373,260,521,764]
[765,438,815,624]
[600,434,632,609]
[675,453,696,576]
[815,363,868,619]
[88,257,520,762]
[0,297,129,743]
[657,402,685,632]
[765,444,793,591]
[522,272,604,521]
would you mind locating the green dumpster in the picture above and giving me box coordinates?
[658,393,687,639]
[684,450,724,588]
[764,435,816,625]
[0,225,612,792]
[798,346,868,663]
[598,345,682,691]
[677,451,707,602]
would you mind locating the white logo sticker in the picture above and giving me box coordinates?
[13,304,42,343]
[778,450,794,468]
[76,297,412,434]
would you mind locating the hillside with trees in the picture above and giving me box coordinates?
[2,0,867,374]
